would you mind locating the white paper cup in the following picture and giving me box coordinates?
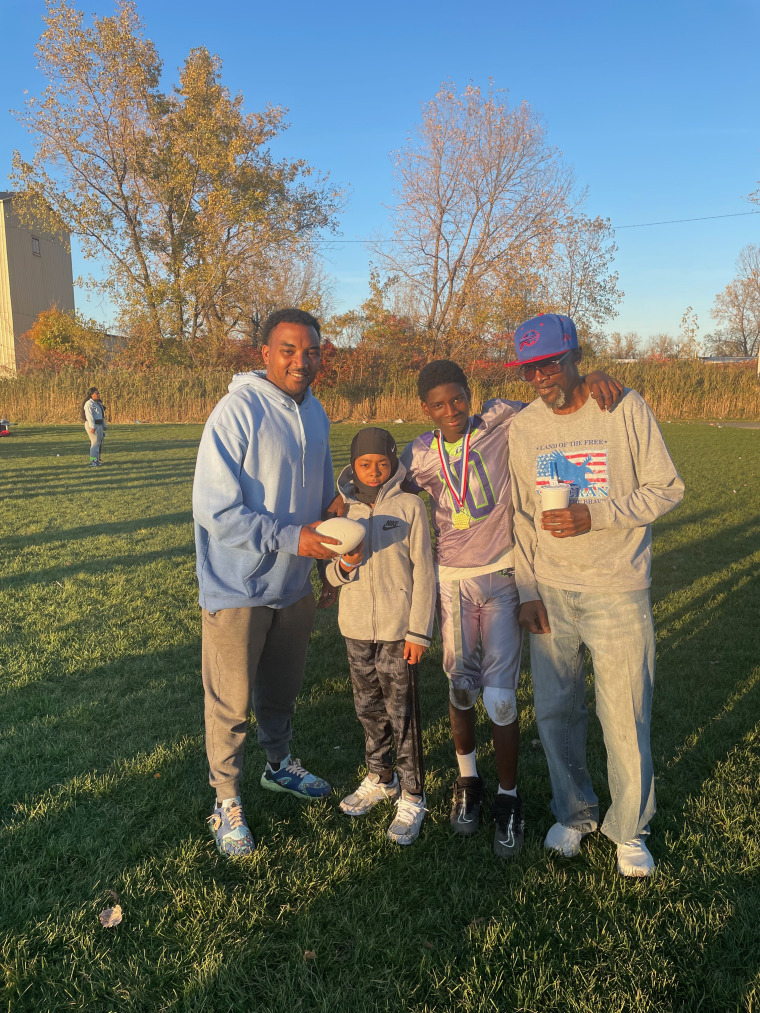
[541,485,570,511]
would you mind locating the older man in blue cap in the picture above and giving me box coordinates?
[507,313,685,877]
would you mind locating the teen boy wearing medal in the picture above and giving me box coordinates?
[400,358,622,858]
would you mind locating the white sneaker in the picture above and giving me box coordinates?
[544,822,587,857]
[339,772,400,816]
[387,791,426,846]
[617,838,654,877]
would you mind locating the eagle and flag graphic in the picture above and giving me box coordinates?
[536,449,609,500]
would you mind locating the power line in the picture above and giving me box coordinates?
[315,209,760,244]
[614,210,760,229]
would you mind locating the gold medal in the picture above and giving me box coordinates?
[453,512,471,529]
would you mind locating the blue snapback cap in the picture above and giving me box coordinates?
[506,313,578,367]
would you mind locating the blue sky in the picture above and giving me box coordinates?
[2,0,759,344]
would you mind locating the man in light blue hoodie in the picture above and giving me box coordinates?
[193,308,342,857]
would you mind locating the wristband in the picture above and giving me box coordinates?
[340,557,360,570]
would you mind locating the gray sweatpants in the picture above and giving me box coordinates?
[202,593,316,802]
[85,423,104,461]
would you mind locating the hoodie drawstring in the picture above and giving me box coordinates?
[295,405,307,487]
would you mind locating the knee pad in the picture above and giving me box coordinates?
[448,685,480,711]
[483,686,517,726]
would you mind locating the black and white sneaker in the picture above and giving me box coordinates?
[492,792,524,858]
[449,776,484,836]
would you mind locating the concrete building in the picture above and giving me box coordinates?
[0,192,75,373]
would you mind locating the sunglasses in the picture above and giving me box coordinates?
[517,351,571,381]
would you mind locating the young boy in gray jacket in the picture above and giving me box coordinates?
[326,428,435,845]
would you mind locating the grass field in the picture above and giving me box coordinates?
[1,421,759,1013]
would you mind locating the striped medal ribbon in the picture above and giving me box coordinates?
[437,423,472,529]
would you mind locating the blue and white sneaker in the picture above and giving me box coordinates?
[260,755,331,799]
[207,796,255,857]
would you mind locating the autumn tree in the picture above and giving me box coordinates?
[535,214,622,343]
[370,81,575,358]
[19,307,107,370]
[11,0,341,349]
[710,244,760,358]
[678,305,701,358]
[326,270,423,363]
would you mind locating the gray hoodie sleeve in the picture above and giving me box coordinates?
[406,498,436,647]
[325,555,360,587]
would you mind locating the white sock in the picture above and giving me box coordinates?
[498,785,518,797]
[456,749,478,779]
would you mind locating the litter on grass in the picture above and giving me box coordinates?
[99,904,123,928]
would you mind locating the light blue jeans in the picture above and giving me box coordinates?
[530,582,656,845]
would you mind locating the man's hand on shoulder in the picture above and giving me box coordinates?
[585,371,624,411]
[518,600,551,634]
[541,504,592,538]
[298,523,341,558]
[324,493,348,518]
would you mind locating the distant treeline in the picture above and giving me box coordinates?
[1,360,758,424]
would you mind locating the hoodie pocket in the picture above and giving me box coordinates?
[243,553,275,595]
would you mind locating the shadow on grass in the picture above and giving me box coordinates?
[2,479,759,1009]
[0,512,193,551]
[0,542,195,592]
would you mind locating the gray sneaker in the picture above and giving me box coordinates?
[339,772,400,816]
[387,791,427,845]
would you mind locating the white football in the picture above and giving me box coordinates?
[315,517,365,553]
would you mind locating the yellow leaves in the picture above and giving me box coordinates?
[14,0,341,349]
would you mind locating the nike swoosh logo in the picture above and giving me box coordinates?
[498,817,515,847]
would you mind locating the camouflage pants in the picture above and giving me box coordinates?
[345,639,424,796]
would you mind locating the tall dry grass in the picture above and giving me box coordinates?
[0,360,757,424]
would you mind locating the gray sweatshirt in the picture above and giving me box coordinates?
[509,387,685,601]
[84,398,106,429]
[326,462,436,647]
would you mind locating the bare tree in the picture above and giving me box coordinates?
[710,244,760,357]
[371,81,574,358]
[537,215,623,339]
[603,331,641,359]
[232,250,334,345]
[644,333,679,358]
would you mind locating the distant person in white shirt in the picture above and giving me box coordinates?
[82,387,106,466]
